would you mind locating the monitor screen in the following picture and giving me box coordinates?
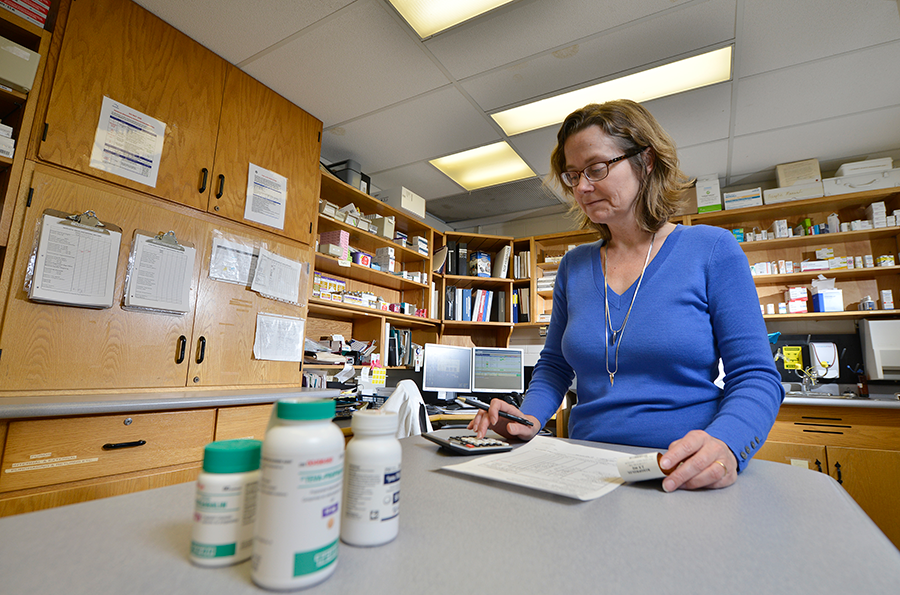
[422,343,472,401]
[472,347,524,394]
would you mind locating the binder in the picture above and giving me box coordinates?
[446,241,457,275]
[492,245,511,279]
[445,285,456,320]
[512,290,519,323]
[492,290,506,322]
[457,242,467,276]
[462,288,472,321]
[483,290,493,322]
[28,209,122,309]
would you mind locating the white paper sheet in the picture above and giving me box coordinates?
[29,213,121,309]
[209,237,257,285]
[90,97,165,188]
[443,437,630,501]
[253,313,304,362]
[244,163,287,230]
[124,233,195,313]
[250,247,302,304]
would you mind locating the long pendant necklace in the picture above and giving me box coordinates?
[604,233,655,386]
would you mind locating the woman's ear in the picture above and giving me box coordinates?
[644,147,655,174]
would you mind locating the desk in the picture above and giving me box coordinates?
[2,434,899,594]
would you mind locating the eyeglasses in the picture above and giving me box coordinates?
[560,146,648,187]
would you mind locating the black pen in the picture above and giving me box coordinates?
[457,397,534,427]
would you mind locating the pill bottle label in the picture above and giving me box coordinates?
[253,452,343,582]
[191,475,258,565]
[344,463,401,525]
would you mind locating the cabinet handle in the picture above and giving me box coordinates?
[175,335,187,364]
[102,440,146,450]
[199,168,209,193]
[215,174,225,198]
[814,459,822,473]
[196,336,206,364]
[834,461,843,484]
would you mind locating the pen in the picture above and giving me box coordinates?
[456,397,534,427]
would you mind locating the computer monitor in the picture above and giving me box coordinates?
[422,343,472,402]
[471,347,524,395]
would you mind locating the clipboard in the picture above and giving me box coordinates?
[27,209,123,309]
[123,230,196,315]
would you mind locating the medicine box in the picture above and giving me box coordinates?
[375,186,426,219]
[318,199,339,218]
[811,289,843,313]
[881,290,894,310]
[695,175,722,213]
[0,35,40,93]
[776,158,821,187]
[823,168,900,196]
[835,158,892,178]
[367,215,395,239]
[762,181,824,205]
[723,187,763,210]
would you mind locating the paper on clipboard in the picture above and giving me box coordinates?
[28,211,122,309]
[251,247,302,304]
[124,231,195,313]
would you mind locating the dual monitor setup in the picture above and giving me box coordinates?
[422,343,524,403]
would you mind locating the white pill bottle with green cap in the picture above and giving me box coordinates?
[252,398,345,591]
[190,439,262,567]
[341,409,401,547]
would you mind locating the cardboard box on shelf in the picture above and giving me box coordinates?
[723,187,762,210]
[374,186,426,219]
[775,158,821,187]
[762,181,824,205]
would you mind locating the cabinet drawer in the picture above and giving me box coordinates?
[0,410,215,492]
[214,404,273,441]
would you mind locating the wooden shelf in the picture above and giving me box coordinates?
[738,227,900,252]
[440,274,514,290]
[314,254,428,291]
[763,309,899,322]
[317,214,428,263]
[751,265,900,285]
[308,297,439,328]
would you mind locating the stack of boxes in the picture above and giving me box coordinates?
[318,230,349,261]
[784,287,808,314]
[374,246,395,273]
[866,201,887,229]
[0,123,13,159]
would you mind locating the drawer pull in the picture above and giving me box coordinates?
[102,440,147,450]
[199,167,209,193]
[176,335,187,364]
[215,174,225,198]
[196,336,206,364]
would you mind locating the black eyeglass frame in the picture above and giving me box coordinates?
[560,146,648,188]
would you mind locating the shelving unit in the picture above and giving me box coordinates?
[528,230,601,327]
[686,187,900,321]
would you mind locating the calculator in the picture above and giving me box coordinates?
[423,432,512,455]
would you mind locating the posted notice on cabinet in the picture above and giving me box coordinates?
[244,163,287,230]
[90,96,166,188]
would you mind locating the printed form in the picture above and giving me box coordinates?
[444,437,654,501]
[89,97,165,188]
[125,233,195,313]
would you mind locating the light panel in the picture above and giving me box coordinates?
[430,142,535,191]
[492,46,733,136]
[388,0,516,38]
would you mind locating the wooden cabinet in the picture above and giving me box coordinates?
[214,403,273,441]
[0,9,51,248]
[308,171,439,369]
[682,188,900,320]
[40,0,226,212]
[0,164,311,391]
[39,0,322,244]
[0,409,214,492]
[438,231,514,348]
[755,404,900,549]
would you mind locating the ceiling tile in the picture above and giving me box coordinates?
[644,84,733,149]
[239,0,449,126]
[740,0,900,77]
[424,0,696,80]
[320,86,501,173]
[370,162,465,201]
[461,0,736,112]
[134,0,354,64]
[735,41,900,136]
[730,105,900,179]
[677,140,730,180]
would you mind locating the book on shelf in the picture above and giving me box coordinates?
[446,241,457,275]
[492,245,511,278]
[445,285,456,320]
[492,290,506,322]
[457,243,468,276]
[514,251,532,279]
[462,288,472,321]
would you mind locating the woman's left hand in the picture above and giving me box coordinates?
[658,430,737,492]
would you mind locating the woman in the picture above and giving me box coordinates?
[469,100,784,491]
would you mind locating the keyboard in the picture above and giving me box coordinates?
[423,432,512,455]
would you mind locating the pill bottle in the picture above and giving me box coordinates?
[341,410,401,547]
[190,439,262,567]
[252,398,345,591]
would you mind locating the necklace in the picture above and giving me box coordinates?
[604,233,655,386]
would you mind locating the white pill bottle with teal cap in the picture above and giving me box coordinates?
[252,398,345,591]
[190,439,262,567]
[341,409,401,546]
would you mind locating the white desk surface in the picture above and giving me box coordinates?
[2,433,899,594]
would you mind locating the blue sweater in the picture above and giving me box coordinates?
[522,224,784,471]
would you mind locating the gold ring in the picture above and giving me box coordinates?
[714,460,727,474]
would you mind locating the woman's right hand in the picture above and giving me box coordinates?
[467,398,541,441]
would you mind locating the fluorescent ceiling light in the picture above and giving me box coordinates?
[430,142,535,191]
[492,46,733,136]
[388,0,516,38]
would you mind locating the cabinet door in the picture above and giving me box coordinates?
[0,167,203,390]
[39,0,227,210]
[755,440,827,473]
[208,66,322,245]
[828,446,900,549]
[186,218,312,386]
